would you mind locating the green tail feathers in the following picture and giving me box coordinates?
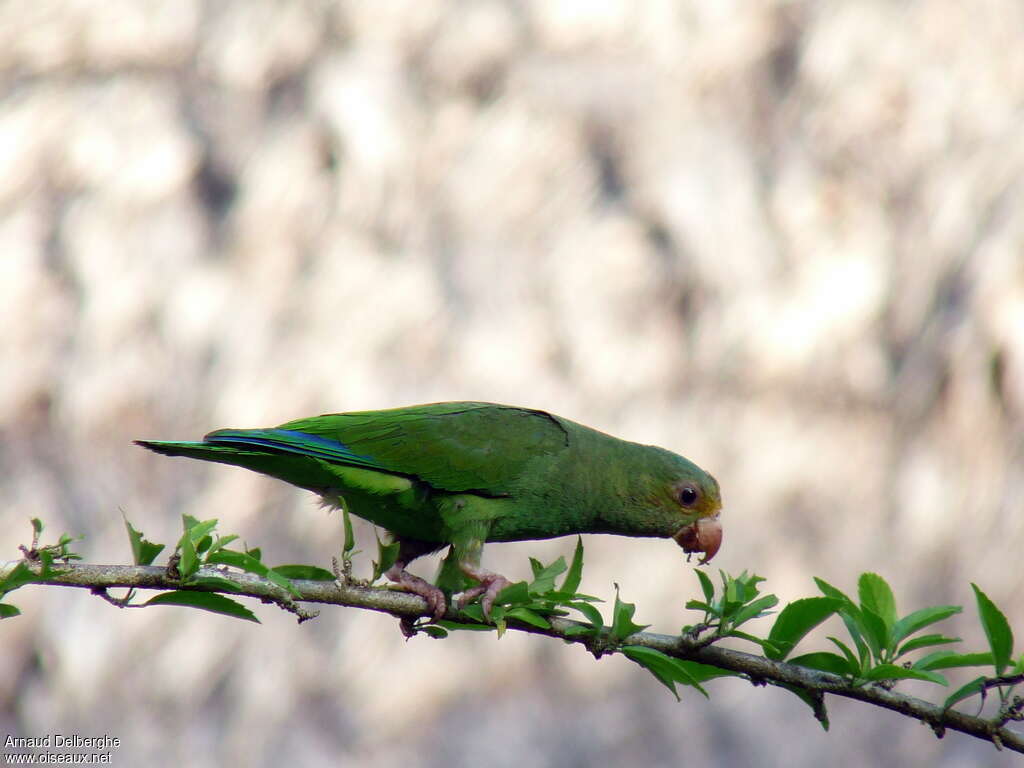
[134,440,240,461]
[134,439,339,492]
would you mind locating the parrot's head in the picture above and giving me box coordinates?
[645,449,723,563]
[670,472,722,564]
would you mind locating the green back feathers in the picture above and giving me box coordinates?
[271,402,568,493]
[137,403,570,495]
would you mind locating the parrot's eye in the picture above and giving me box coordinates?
[678,485,699,507]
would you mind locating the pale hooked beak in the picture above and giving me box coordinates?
[673,515,722,564]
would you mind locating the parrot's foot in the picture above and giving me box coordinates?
[384,565,447,620]
[456,564,511,620]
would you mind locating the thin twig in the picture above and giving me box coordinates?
[4,559,1022,754]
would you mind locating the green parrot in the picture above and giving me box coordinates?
[136,402,722,618]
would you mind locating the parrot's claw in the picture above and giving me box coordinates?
[384,565,447,621]
[457,567,511,620]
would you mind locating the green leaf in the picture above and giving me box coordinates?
[0,562,37,596]
[543,590,602,604]
[914,651,993,670]
[944,676,987,710]
[246,546,262,562]
[561,625,592,637]
[177,528,198,579]
[177,515,217,578]
[1014,653,1024,676]
[144,590,259,623]
[815,578,870,664]
[206,534,239,556]
[828,637,862,674]
[766,597,841,661]
[971,583,1014,674]
[272,564,336,581]
[695,569,715,606]
[842,615,871,668]
[896,634,960,657]
[495,581,531,606]
[672,660,739,683]
[528,557,567,595]
[789,652,855,676]
[892,605,961,646]
[372,537,401,582]
[123,518,165,566]
[862,664,947,686]
[184,517,218,544]
[206,549,262,573]
[0,603,21,619]
[722,630,777,653]
[857,608,889,661]
[188,576,242,592]
[727,572,766,610]
[621,646,709,699]
[622,647,681,700]
[568,601,604,630]
[437,619,493,632]
[610,587,649,641]
[858,573,897,634]
[31,517,44,536]
[560,536,584,596]
[722,573,747,615]
[814,577,853,604]
[37,547,54,577]
[458,604,486,623]
[205,550,300,597]
[504,607,551,629]
[514,603,565,618]
[730,594,779,628]
[778,684,829,731]
[419,625,448,639]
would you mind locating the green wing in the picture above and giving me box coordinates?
[207,402,569,495]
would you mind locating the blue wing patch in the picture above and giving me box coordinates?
[205,429,384,471]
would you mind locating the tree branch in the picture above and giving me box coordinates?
[5,559,1022,753]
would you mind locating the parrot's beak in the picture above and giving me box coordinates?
[673,516,722,564]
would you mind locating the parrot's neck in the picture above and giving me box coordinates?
[558,423,683,540]
[588,477,682,539]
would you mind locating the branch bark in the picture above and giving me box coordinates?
[5,559,1022,754]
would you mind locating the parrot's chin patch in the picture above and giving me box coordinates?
[674,517,722,564]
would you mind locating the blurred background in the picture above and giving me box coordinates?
[2,1,1023,766]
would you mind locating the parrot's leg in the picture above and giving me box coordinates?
[443,516,510,619]
[384,537,447,620]
[456,563,511,619]
[438,496,512,619]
